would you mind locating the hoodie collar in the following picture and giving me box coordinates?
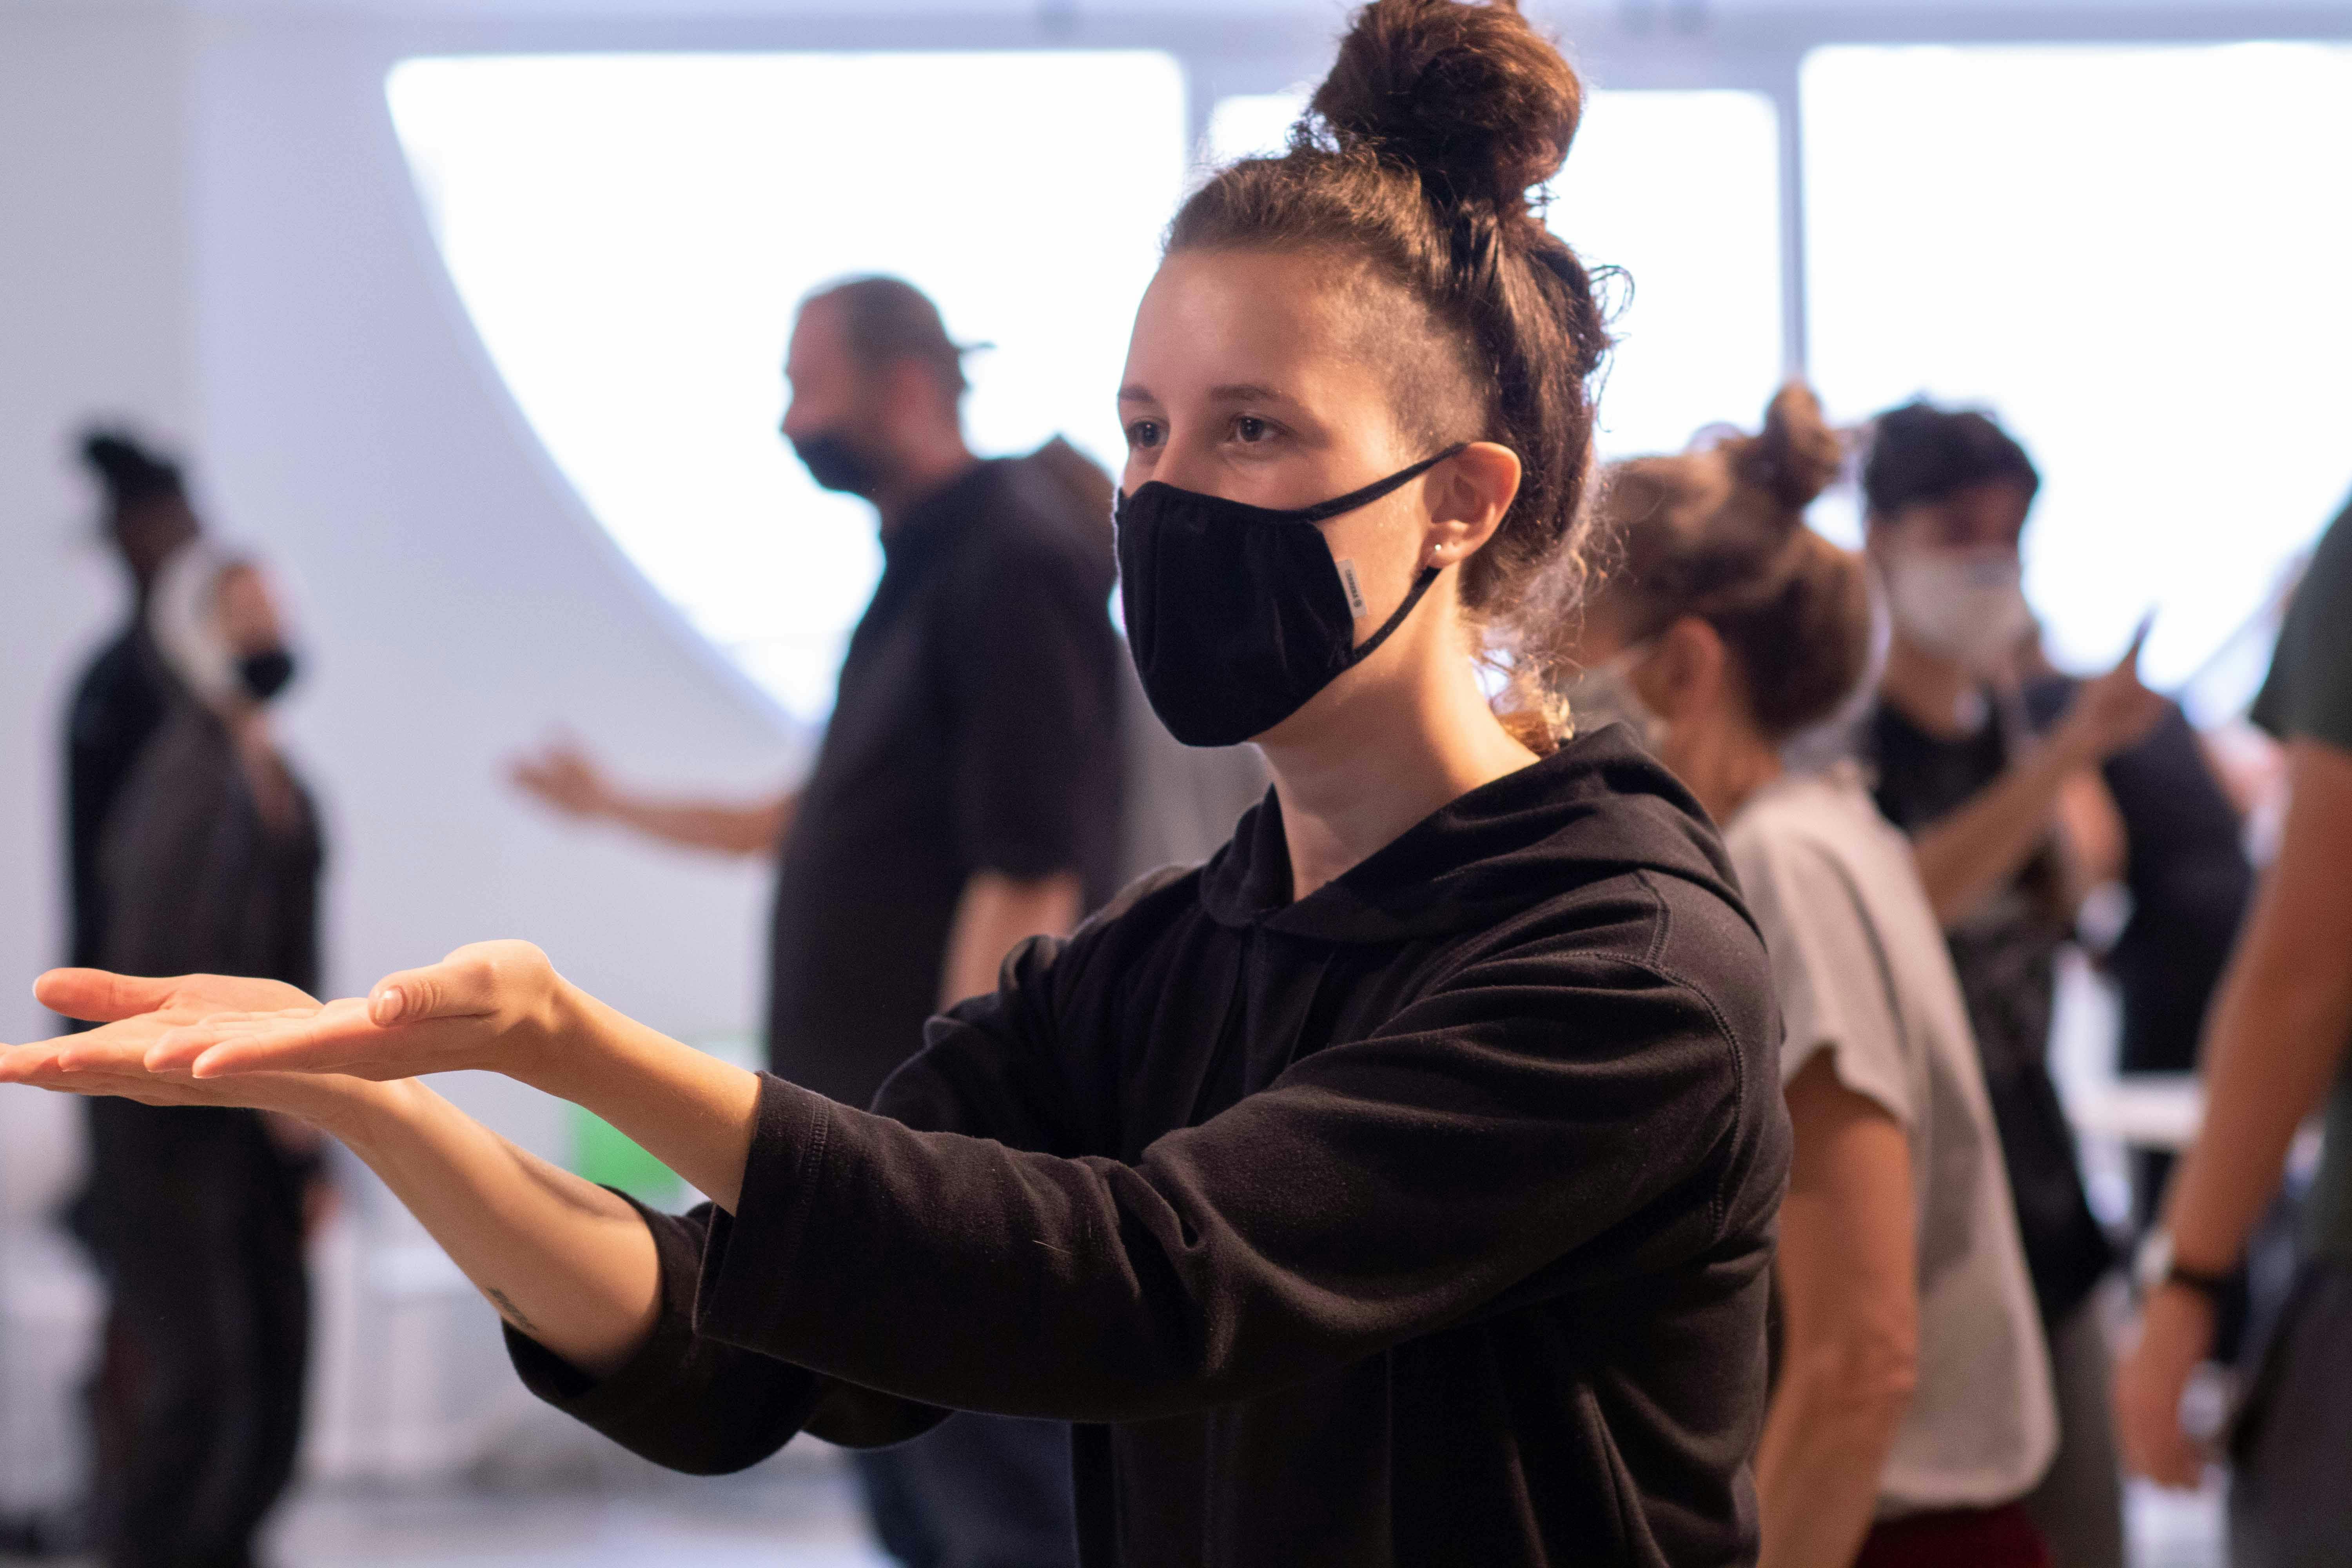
[1198,725,1748,946]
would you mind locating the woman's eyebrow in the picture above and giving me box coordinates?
[1206,382,1296,405]
[1116,383,1159,405]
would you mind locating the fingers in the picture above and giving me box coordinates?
[367,947,506,1028]
[33,968,181,1024]
[152,997,378,1078]
[140,1006,329,1071]
[2118,611,2154,671]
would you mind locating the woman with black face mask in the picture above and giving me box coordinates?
[3,4,1788,1563]
[73,529,328,1568]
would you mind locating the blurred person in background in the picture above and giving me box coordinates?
[1575,385,2057,1567]
[512,275,1115,1568]
[1,432,200,1561]
[65,431,328,1568]
[2116,485,2352,1566]
[1855,402,2174,1568]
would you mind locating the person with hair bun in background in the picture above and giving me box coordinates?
[1570,386,2058,1568]
[3,4,1793,1564]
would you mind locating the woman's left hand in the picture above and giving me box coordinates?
[138,940,574,1086]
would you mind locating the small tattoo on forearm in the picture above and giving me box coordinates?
[486,1287,537,1333]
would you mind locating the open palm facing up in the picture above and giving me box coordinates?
[134,939,571,1085]
[0,969,376,1123]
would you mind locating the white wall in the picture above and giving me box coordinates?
[0,3,202,1226]
[2,5,809,1220]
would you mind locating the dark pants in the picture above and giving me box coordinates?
[853,1412,1078,1568]
[81,1102,312,1568]
[1856,1501,2051,1568]
[2230,1259,2352,1568]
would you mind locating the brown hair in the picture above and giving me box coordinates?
[1593,383,1869,741]
[1167,0,1613,744]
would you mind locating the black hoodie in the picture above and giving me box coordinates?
[508,728,1789,1567]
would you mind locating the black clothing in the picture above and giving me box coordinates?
[2022,681,2252,1078]
[65,624,174,972]
[1862,695,2114,1323]
[512,730,1791,1568]
[766,456,1123,1109]
[85,1111,310,1568]
[82,697,324,1568]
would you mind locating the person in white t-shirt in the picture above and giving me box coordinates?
[1568,385,2058,1568]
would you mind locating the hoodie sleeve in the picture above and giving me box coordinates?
[687,913,1771,1424]
[499,932,1101,1468]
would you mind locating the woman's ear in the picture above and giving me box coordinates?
[1422,441,1523,568]
[1639,616,1729,724]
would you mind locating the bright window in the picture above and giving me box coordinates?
[1804,43,2352,703]
[1206,87,1786,461]
[389,53,1189,722]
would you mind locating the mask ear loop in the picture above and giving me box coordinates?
[1326,442,1471,663]
[1345,565,1442,664]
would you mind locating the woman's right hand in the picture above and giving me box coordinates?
[138,939,577,1090]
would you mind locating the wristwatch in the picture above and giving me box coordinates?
[2133,1228,2233,1304]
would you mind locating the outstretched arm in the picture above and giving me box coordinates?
[2,964,721,1379]
[512,739,792,858]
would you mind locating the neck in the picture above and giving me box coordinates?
[1879,631,1980,738]
[873,430,979,532]
[1666,719,1784,825]
[1258,598,1537,902]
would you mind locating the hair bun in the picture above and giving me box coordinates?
[1309,0,1582,213]
[1734,383,1843,514]
[79,427,184,507]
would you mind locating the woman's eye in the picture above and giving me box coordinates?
[1125,420,1163,450]
[1233,416,1273,444]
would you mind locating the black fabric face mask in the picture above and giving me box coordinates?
[790,429,882,497]
[1115,446,1465,747]
[238,648,297,703]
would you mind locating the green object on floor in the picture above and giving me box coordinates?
[568,1103,684,1207]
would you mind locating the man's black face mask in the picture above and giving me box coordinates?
[1114,446,1464,748]
[238,648,297,703]
[791,429,884,497]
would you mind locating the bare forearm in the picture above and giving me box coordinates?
[1757,1373,1907,1568]
[327,1080,662,1378]
[938,869,1083,1010]
[1912,740,2082,926]
[601,793,792,857]
[2167,940,2352,1267]
[2167,742,2352,1270]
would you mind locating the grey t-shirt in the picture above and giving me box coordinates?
[1729,766,2057,1515]
[2250,495,2352,1262]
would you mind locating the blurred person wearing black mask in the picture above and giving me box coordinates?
[1857,402,2245,1568]
[62,432,328,1568]
[512,276,1116,1568]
